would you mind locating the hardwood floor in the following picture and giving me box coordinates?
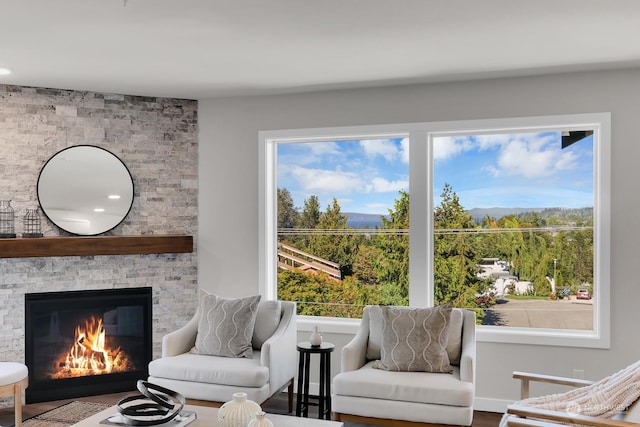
[0,390,502,427]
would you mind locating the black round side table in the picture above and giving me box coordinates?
[295,341,335,420]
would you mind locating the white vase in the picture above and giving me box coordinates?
[310,325,323,346]
[247,411,273,427]
[217,392,262,427]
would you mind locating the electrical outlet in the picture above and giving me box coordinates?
[573,369,585,379]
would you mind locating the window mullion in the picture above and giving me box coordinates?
[409,130,431,307]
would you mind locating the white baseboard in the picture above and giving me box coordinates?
[474,397,513,413]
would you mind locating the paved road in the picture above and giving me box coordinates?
[482,298,593,330]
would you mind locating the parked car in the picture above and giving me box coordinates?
[576,289,592,300]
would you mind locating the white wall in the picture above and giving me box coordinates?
[197,68,640,410]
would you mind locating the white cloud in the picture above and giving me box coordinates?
[433,136,474,160]
[553,150,579,171]
[360,139,401,162]
[475,134,511,150]
[491,134,580,179]
[278,141,342,167]
[290,165,365,194]
[493,138,556,178]
[436,133,581,181]
[309,141,341,156]
[288,165,407,196]
[400,138,409,164]
[368,177,409,193]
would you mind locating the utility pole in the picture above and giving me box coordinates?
[553,258,558,293]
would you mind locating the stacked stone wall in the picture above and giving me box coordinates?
[0,85,198,365]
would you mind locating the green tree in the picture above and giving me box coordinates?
[277,269,381,318]
[373,190,409,305]
[296,195,321,250]
[300,195,321,229]
[433,183,481,309]
[353,244,379,286]
[308,198,358,277]
[277,188,299,229]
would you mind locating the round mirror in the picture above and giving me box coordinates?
[37,145,134,236]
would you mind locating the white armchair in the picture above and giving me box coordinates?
[332,306,476,426]
[148,300,297,410]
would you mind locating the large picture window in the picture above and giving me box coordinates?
[275,137,409,318]
[259,113,610,348]
[433,131,594,329]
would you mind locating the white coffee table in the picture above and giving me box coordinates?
[71,404,344,427]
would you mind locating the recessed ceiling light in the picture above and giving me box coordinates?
[108,195,121,199]
[0,67,12,75]
[94,208,105,213]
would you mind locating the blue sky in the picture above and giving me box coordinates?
[278,138,409,215]
[277,132,593,215]
[434,132,594,210]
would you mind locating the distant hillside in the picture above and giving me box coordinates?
[468,207,593,223]
[347,207,592,228]
[345,212,388,228]
[467,207,545,222]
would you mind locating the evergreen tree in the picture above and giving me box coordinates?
[433,183,480,308]
[353,244,379,286]
[308,198,357,277]
[297,195,321,250]
[374,190,409,305]
[300,195,321,229]
[277,188,299,229]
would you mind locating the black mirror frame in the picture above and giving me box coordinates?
[37,145,135,236]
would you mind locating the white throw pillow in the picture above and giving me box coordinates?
[366,305,383,360]
[192,293,261,358]
[252,300,282,350]
[446,308,464,365]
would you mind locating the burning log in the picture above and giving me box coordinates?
[81,348,107,366]
[49,315,131,379]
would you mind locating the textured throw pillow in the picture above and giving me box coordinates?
[373,304,453,373]
[192,293,261,358]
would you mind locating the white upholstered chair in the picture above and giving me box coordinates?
[148,300,297,410]
[332,306,476,426]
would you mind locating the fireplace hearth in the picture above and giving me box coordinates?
[25,287,152,403]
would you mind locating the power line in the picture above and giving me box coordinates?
[277,225,591,236]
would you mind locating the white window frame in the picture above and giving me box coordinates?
[258,112,611,348]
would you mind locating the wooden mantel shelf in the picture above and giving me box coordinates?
[0,235,193,258]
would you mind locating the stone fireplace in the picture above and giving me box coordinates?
[0,85,199,405]
[25,287,153,403]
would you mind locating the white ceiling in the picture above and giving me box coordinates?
[1,0,640,100]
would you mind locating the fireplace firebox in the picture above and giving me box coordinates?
[25,287,152,403]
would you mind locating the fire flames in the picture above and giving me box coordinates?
[52,316,131,379]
